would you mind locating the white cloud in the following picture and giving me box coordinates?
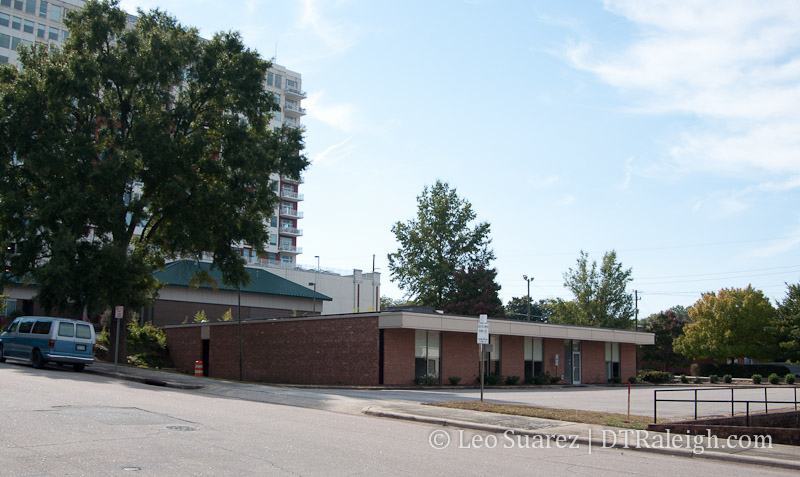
[556,194,576,207]
[621,156,634,189]
[751,226,800,258]
[311,137,354,167]
[566,0,800,176]
[304,91,358,132]
[298,0,361,55]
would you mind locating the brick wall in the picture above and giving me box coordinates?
[649,410,800,446]
[621,343,636,380]
[165,316,380,385]
[581,340,606,384]
[382,328,415,385]
[441,331,479,384]
[542,338,563,381]
[501,335,524,380]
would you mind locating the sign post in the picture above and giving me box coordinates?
[477,314,489,402]
[113,306,123,372]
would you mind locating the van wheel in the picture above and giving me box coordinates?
[31,349,46,369]
[73,363,85,372]
[0,345,5,363]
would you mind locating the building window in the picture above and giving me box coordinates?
[266,71,273,86]
[286,79,297,90]
[606,342,620,382]
[414,330,440,383]
[61,30,68,42]
[286,99,297,110]
[486,335,501,376]
[269,234,277,246]
[268,253,276,262]
[0,0,11,8]
[23,19,33,34]
[0,13,8,27]
[280,255,292,265]
[269,216,278,227]
[48,26,58,41]
[524,337,544,382]
[11,36,20,50]
[11,16,21,30]
[13,0,22,11]
[0,55,7,64]
[49,4,61,22]
[0,34,10,49]
[39,0,47,17]
[279,236,293,249]
[37,23,44,39]
[280,218,293,229]
[24,0,34,14]
[274,74,282,89]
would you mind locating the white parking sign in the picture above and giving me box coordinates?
[477,314,489,344]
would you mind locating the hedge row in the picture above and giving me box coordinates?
[690,363,790,378]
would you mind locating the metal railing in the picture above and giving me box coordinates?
[654,386,799,425]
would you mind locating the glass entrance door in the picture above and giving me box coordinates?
[572,351,581,384]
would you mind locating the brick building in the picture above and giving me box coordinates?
[165,310,654,385]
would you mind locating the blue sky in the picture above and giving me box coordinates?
[121,0,800,317]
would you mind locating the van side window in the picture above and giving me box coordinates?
[18,321,33,333]
[8,321,18,333]
[58,322,75,337]
[76,324,92,339]
[32,321,52,334]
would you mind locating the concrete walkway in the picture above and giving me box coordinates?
[85,362,800,471]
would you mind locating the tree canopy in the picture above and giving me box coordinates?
[548,250,634,329]
[773,282,800,361]
[505,296,550,322]
[442,265,503,317]
[640,309,690,372]
[388,180,494,309]
[0,1,307,350]
[674,286,777,362]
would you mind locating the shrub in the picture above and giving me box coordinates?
[448,376,462,386]
[752,374,762,384]
[680,374,689,384]
[607,376,621,384]
[528,374,546,385]
[549,373,561,384]
[709,374,719,384]
[627,377,637,384]
[692,363,790,379]
[637,370,671,383]
[424,375,438,386]
[126,321,170,368]
[694,377,702,384]
[768,373,781,385]
[485,373,502,386]
[786,374,796,385]
[505,375,520,385]
[723,374,732,384]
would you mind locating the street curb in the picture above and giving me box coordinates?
[363,409,800,471]
[87,368,203,390]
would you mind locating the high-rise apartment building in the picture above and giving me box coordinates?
[1,0,306,267]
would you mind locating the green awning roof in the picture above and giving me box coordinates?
[155,260,332,301]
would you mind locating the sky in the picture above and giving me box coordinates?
[120,0,800,318]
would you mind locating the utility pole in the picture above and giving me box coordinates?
[634,290,641,373]
[523,275,533,321]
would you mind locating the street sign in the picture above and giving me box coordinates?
[114,306,123,320]
[477,314,489,344]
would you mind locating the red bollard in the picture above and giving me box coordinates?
[194,360,203,377]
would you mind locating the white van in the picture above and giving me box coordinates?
[0,316,96,371]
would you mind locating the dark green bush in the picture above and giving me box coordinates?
[723,374,733,384]
[505,375,520,385]
[693,363,790,379]
[414,376,424,385]
[709,374,719,384]
[627,377,637,384]
[126,322,170,368]
[483,373,501,385]
[680,374,689,383]
[752,374,762,384]
[424,375,438,386]
[448,376,461,385]
[694,376,703,384]
[768,373,781,385]
[607,376,621,384]
[786,374,796,385]
[637,370,671,383]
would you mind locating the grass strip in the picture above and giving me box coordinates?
[426,401,656,430]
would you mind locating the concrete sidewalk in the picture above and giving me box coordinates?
[87,362,800,471]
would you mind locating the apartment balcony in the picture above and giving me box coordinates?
[283,103,306,117]
[284,86,307,99]
[279,226,303,237]
[281,175,304,184]
[279,208,303,219]
[278,244,302,254]
[280,190,304,202]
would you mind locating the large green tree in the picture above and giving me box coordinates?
[640,309,690,372]
[505,296,551,322]
[442,265,503,317]
[0,1,307,357]
[549,250,634,329]
[674,286,777,362]
[388,180,494,308]
[773,282,800,361]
